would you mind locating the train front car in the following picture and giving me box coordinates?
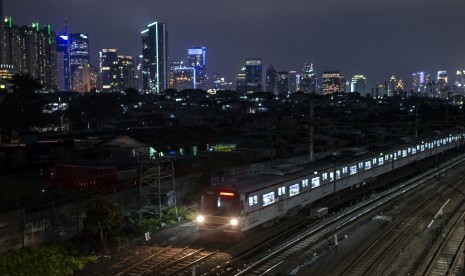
[196,187,242,235]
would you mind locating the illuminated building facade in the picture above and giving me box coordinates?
[170,66,196,91]
[187,46,206,89]
[412,71,429,95]
[300,63,318,93]
[322,71,345,94]
[3,19,57,89]
[276,71,288,94]
[69,33,89,80]
[141,22,168,94]
[71,64,98,93]
[265,65,276,93]
[436,70,448,97]
[244,58,262,92]
[117,55,135,91]
[350,75,367,94]
[388,75,397,96]
[288,71,298,93]
[99,48,118,91]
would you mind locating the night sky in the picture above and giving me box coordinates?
[5,0,465,89]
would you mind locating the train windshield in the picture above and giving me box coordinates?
[202,193,239,216]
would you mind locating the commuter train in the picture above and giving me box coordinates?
[195,133,465,233]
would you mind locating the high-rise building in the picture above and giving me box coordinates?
[71,63,98,93]
[99,48,118,91]
[141,22,168,94]
[188,46,206,89]
[3,20,57,89]
[0,0,4,64]
[56,32,70,90]
[300,63,318,93]
[244,58,262,92]
[322,71,345,94]
[69,33,89,81]
[170,67,196,91]
[436,71,448,95]
[213,73,232,90]
[265,65,277,93]
[350,75,367,94]
[288,71,298,93]
[396,79,404,91]
[117,55,135,91]
[276,71,288,94]
[388,75,397,96]
[412,71,429,95]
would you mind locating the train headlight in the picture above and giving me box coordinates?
[196,215,205,223]
[230,218,238,226]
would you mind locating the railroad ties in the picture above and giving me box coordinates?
[115,246,218,276]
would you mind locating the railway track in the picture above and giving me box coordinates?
[340,178,464,275]
[225,154,465,276]
[114,246,218,276]
[422,209,465,275]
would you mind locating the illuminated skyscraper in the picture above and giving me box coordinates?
[288,71,298,93]
[388,75,397,96]
[69,33,89,80]
[117,55,135,91]
[276,71,288,94]
[0,0,4,63]
[3,20,57,89]
[300,63,318,93]
[244,58,262,92]
[141,22,168,94]
[265,65,277,93]
[71,64,98,93]
[350,75,367,94]
[436,71,448,95]
[99,48,118,91]
[322,71,345,94]
[188,46,206,89]
[412,71,429,95]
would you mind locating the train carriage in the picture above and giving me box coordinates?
[196,133,465,234]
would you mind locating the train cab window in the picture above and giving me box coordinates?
[248,195,258,206]
[365,161,371,170]
[302,179,309,188]
[202,191,239,216]
[378,157,384,165]
[335,170,341,180]
[278,186,286,196]
[350,165,357,175]
[311,177,320,188]
[329,172,334,182]
[289,184,300,196]
[262,192,275,206]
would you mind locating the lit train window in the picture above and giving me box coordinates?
[262,192,275,206]
[412,148,416,154]
[336,170,341,180]
[385,154,389,161]
[322,173,328,181]
[350,165,357,175]
[408,148,411,153]
[311,177,320,188]
[358,162,363,169]
[289,184,300,196]
[378,157,384,165]
[329,172,334,181]
[402,150,407,157]
[278,186,286,196]
[373,158,377,164]
[342,167,348,174]
[393,153,397,160]
[365,161,371,170]
[302,179,309,188]
[416,145,420,150]
[397,150,401,156]
[421,145,425,151]
[248,195,258,206]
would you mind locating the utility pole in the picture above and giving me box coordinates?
[309,100,314,162]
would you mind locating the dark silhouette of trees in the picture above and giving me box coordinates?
[0,73,44,131]
[66,93,123,130]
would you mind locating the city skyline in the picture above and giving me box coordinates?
[4,0,465,89]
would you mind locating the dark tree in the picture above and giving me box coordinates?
[0,73,44,130]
